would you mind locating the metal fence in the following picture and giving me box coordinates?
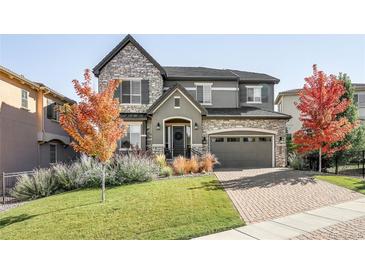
[1,171,34,204]
[326,150,365,178]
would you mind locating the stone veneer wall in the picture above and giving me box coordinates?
[97,42,163,113]
[202,118,288,167]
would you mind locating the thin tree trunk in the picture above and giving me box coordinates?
[101,164,106,203]
[319,147,322,173]
[335,156,338,175]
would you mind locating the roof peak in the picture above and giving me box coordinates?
[93,34,166,77]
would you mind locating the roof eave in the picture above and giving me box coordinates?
[206,114,291,119]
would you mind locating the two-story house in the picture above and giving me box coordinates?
[275,83,365,134]
[93,35,290,168]
[0,65,76,175]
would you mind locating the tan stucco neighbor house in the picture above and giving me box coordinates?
[275,83,365,135]
[0,65,76,175]
[93,34,291,168]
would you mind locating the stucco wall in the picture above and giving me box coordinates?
[164,80,239,108]
[98,42,164,113]
[202,117,287,167]
[150,89,202,154]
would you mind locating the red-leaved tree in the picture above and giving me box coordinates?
[60,69,125,202]
[293,65,356,172]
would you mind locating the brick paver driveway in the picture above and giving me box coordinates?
[215,168,363,224]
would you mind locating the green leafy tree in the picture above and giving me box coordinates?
[332,73,365,173]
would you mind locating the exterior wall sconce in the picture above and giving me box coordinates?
[156,122,161,130]
[194,122,198,130]
[202,136,207,145]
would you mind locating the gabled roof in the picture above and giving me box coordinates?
[93,34,166,77]
[206,106,291,119]
[163,66,280,83]
[147,83,207,115]
[0,65,75,104]
[275,84,365,104]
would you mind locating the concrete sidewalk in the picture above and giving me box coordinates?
[195,197,365,240]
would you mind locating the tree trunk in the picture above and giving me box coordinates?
[101,164,106,203]
[319,147,322,173]
[335,156,338,175]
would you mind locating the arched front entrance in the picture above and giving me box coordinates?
[163,117,192,159]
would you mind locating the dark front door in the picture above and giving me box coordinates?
[173,126,185,157]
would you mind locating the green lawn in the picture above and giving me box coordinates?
[315,175,365,194]
[0,175,243,240]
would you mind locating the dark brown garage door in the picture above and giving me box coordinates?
[210,136,273,168]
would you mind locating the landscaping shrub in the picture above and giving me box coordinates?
[199,153,219,172]
[160,166,173,177]
[11,169,60,201]
[185,156,200,173]
[288,152,305,170]
[111,153,159,184]
[172,156,186,175]
[155,153,167,169]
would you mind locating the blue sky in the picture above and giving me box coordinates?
[1,34,364,101]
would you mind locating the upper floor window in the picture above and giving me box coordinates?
[21,89,29,109]
[195,83,212,105]
[174,96,181,108]
[246,86,262,103]
[47,99,60,121]
[278,102,283,112]
[355,93,365,108]
[119,79,142,105]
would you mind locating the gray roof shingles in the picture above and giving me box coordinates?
[206,106,291,119]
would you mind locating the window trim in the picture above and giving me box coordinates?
[120,79,142,106]
[21,89,29,109]
[119,122,142,150]
[174,96,181,109]
[47,99,60,122]
[358,93,365,108]
[50,143,57,164]
[195,83,212,105]
[246,85,263,104]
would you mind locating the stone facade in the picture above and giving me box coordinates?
[98,42,163,113]
[201,117,288,167]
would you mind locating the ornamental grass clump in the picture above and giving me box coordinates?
[111,154,159,184]
[185,156,200,174]
[199,153,219,172]
[155,154,167,169]
[11,169,60,201]
[172,156,187,175]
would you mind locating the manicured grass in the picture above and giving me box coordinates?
[0,175,243,240]
[315,175,365,194]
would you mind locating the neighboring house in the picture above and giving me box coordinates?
[275,83,365,134]
[93,35,290,168]
[0,65,76,175]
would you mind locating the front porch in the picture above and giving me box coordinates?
[163,118,192,159]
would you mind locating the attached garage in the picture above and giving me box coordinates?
[209,131,274,168]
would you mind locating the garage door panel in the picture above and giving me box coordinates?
[210,136,272,168]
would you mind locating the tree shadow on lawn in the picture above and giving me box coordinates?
[0,201,100,230]
[187,180,224,191]
[193,169,321,191]
[0,214,35,229]
[352,180,365,192]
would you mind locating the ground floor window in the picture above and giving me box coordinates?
[120,124,141,149]
[50,144,57,163]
